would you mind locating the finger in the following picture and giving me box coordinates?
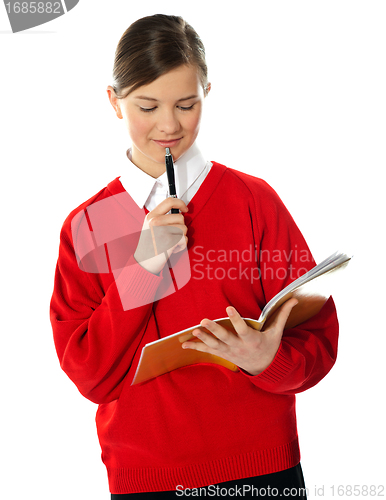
[181,329,214,352]
[153,197,188,215]
[226,306,251,337]
[193,325,228,350]
[172,235,188,254]
[151,225,186,255]
[140,225,184,259]
[149,213,186,227]
[200,319,237,345]
[152,222,188,240]
[269,298,298,333]
[148,198,189,218]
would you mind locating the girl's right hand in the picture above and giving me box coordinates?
[134,198,189,275]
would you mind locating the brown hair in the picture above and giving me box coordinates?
[111,14,209,100]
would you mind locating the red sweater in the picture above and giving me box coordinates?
[50,161,339,494]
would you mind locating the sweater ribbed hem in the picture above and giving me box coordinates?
[254,345,294,384]
[107,440,300,494]
[113,254,163,303]
[239,344,294,388]
[121,264,162,300]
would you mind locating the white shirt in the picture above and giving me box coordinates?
[118,142,212,212]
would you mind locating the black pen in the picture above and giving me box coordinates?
[165,147,179,214]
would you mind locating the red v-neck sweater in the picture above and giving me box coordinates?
[50,162,339,494]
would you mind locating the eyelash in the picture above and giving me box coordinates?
[140,105,195,113]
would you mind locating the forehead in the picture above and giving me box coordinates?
[129,65,203,101]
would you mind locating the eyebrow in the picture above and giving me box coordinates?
[134,95,198,102]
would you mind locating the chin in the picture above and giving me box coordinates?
[152,143,188,162]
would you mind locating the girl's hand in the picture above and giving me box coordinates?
[181,298,298,376]
[134,198,189,275]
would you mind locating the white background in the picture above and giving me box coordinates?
[1,1,385,499]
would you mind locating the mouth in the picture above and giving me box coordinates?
[153,138,182,148]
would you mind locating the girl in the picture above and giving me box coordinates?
[50,14,339,499]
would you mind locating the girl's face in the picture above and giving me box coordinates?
[107,65,210,178]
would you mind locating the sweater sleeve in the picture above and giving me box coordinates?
[50,217,164,405]
[241,179,339,395]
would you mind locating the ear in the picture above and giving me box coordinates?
[107,86,123,119]
[204,82,211,97]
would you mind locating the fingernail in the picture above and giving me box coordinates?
[227,307,235,317]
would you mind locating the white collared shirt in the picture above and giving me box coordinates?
[118,142,212,212]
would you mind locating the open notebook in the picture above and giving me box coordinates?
[131,251,351,385]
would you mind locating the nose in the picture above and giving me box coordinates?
[156,108,181,136]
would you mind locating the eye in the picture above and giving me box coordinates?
[178,104,195,111]
[140,107,157,113]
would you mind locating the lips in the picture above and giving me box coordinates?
[153,138,182,148]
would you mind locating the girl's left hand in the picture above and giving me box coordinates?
[181,299,298,376]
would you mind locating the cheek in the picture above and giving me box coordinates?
[184,111,202,134]
[127,114,152,142]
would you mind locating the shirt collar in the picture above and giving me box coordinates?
[119,142,208,209]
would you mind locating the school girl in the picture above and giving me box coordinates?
[50,14,339,499]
